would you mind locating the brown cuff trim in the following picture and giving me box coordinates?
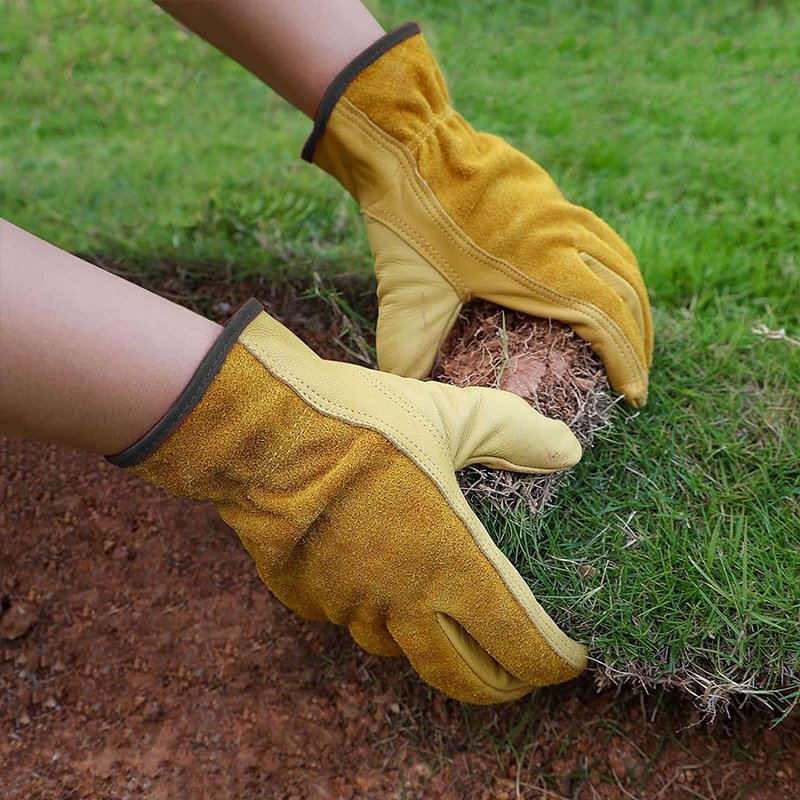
[106,298,264,468]
[301,21,421,163]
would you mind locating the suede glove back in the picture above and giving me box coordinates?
[109,299,588,704]
[302,23,654,407]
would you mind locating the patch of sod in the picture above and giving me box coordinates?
[478,302,799,716]
[3,0,798,713]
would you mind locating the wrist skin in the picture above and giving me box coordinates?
[154,0,385,119]
[0,219,222,456]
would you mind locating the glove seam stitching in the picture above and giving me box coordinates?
[259,405,314,482]
[407,107,456,157]
[241,338,455,513]
[366,206,472,302]
[361,370,451,455]
[339,98,647,388]
[579,250,646,340]
[340,98,471,298]
[238,335,581,661]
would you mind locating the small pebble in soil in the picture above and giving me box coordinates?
[0,601,38,640]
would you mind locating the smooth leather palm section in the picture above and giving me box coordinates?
[126,311,587,704]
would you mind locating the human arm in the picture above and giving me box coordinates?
[153,0,384,118]
[0,219,221,454]
[0,220,587,703]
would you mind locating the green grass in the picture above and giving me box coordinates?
[484,302,799,711]
[3,0,799,711]
[1,0,365,275]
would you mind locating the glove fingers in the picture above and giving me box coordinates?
[432,540,588,692]
[565,279,649,407]
[431,383,582,473]
[555,247,651,404]
[579,251,648,347]
[387,535,588,704]
[571,203,639,267]
[387,610,533,704]
[577,244,654,372]
[572,226,653,369]
[349,619,404,657]
[477,255,649,406]
[566,207,654,371]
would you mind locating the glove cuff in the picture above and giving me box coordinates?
[301,21,422,163]
[106,298,263,468]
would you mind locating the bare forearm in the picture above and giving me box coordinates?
[0,220,221,455]
[154,0,385,117]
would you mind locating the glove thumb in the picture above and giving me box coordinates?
[366,216,463,379]
[428,382,583,474]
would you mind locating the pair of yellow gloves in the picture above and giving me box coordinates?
[110,24,652,704]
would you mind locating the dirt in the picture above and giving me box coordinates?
[435,302,611,424]
[434,301,615,515]
[2,279,799,799]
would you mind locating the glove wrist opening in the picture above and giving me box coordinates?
[301,21,421,163]
[106,298,263,468]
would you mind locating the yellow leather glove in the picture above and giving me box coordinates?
[302,23,653,407]
[108,299,587,703]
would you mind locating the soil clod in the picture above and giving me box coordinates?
[435,300,615,514]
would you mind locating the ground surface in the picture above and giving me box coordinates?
[5,0,799,713]
[3,2,798,795]
[2,297,798,800]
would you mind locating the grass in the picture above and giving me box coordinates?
[483,303,799,714]
[3,0,799,713]
[1,0,364,276]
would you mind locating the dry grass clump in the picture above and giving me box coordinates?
[434,301,617,515]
